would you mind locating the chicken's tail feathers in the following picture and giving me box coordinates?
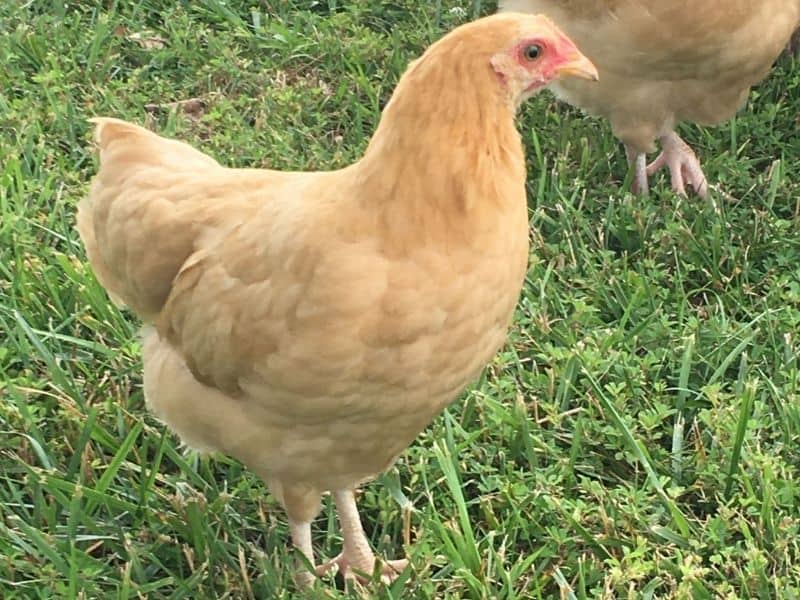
[88,117,156,151]
[87,116,221,171]
[79,117,217,318]
[75,193,129,310]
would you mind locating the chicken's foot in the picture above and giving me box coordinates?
[647,132,708,198]
[316,489,408,584]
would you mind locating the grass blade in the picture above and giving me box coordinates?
[582,367,692,538]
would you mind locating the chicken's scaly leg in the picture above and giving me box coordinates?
[625,145,649,196]
[316,489,408,584]
[267,480,322,586]
[289,518,316,587]
[646,132,708,198]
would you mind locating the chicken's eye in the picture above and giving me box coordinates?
[523,44,542,61]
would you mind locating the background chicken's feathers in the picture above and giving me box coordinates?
[501,0,800,151]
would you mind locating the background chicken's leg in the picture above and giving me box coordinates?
[625,145,649,196]
[646,132,708,198]
[316,489,408,583]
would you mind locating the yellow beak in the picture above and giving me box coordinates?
[555,52,599,81]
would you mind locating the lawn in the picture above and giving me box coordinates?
[1,1,799,598]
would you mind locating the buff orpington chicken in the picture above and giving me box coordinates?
[76,13,598,587]
[500,0,800,197]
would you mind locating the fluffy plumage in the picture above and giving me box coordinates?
[77,13,596,586]
[500,0,800,196]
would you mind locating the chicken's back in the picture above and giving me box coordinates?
[501,0,800,151]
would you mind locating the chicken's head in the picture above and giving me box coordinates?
[488,13,598,104]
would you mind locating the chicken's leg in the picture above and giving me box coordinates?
[267,479,321,587]
[316,489,408,584]
[289,518,316,587]
[625,145,649,196]
[646,131,708,198]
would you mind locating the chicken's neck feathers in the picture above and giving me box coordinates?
[353,44,525,221]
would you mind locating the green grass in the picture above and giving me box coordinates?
[2,1,800,598]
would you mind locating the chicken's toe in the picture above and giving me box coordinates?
[646,132,708,198]
[316,553,408,584]
[679,157,709,199]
